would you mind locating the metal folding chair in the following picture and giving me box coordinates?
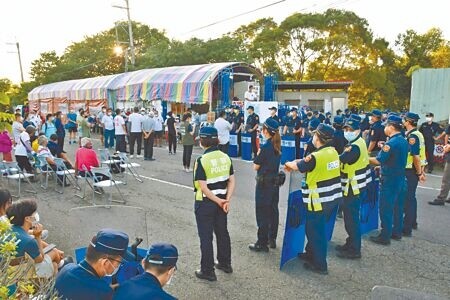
[54,158,81,194]
[75,164,97,200]
[98,149,120,168]
[36,156,55,190]
[91,167,125,206]
[4,161,37,198]
[117,152,143,184]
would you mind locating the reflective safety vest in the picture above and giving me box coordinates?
[340,137,372,196]
[194,149,232,201]
[302,146,342,211]
[406,129,427,169]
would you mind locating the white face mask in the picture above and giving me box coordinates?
[104,259,120,277]
[359,114,365,119]
[344,131,359,142]
[166,268,175,286]
[426,117,432,122]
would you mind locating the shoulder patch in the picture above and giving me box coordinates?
[409,137,416,145]
[382,145,390,152]
[344,145,352,152]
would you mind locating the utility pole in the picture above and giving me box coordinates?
[113,0,135,67]
[6,41,24,82]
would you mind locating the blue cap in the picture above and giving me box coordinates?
[146,243,178,267]
[268,106,277,111]
[199,126,218,138]
[386,115,403,125]
[404,112,420,121]
[91,229,129,257]
[343,114,361,130]
[264,117,279,134]
[333,115,344,125]
[315,124,335,140]
[325,112,331,116]
[246,106,254,110]
[371,109,382,117]
[290,107,298,112]
[308,118,320,131]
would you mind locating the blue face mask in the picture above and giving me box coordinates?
[344,131,359,142]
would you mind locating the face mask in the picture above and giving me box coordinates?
[102,109,106,113]
[426,117,432,122]
[166,268,175,286]
[344,131,358,142]
[107,112,112,116]
[359,114,365,119]
[104,259,120,277]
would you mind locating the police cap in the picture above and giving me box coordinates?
[343,114,361,130]
[246,106,254,111]
[315,124,335,140]
[425,112,434,117]
[90,229,129,257]
[371,109,382,117]
[325,112,331,116]
[290,107,298,112]
[268,106,277,111]
[264,117,279,134]
[146,243,178,267]
[333,115,344,125]
[386,115,403,125]
[404,112,420,122]
[308,118,321,131]
[199,126,218,139]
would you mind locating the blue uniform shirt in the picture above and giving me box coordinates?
[245,113,259,132]
[406,129,420,156]
[285,116,302,136]
[419,121,443,144]
[369,120,387,152]
[332,128,347,154]
[376,132,408,177]
[339,140,361,165]
[113,272,176,300]
[254,139,280,176]
[55,260,113,300]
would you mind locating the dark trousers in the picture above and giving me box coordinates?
[251,132,257,158]
[295,135,301,159]
[115,135,126,153]
[305,208,327,271]
[218,143,229,155]
[403,170,419,234]
[425,142,435,171]
[379,176,406,240]
[342,194,362,253]
[255,182,280,245]
[237,132,242,156]
[168,132,177,153]
[15,155,34,174]
[57,136,65,152]
[437,161,450,200]
[129,132,142,155]
[183,145,193,168]
[143,133,154,159]
[195,200,231,273]
[104,129,115,148]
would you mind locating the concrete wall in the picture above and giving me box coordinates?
[275,90,348,114]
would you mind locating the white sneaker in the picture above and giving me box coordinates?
[136,155,143,158]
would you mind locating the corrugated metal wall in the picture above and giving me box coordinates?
[410,68,450,123]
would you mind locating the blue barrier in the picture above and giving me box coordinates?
[228,134,238,157]
[360,172,379,235]
[281,136,296,165]
[241,133,252,161]
[299,137,309,159]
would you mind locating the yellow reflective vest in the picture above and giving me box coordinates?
[406,129,427,169]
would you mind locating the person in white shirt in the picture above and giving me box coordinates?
[114,108,127,153]
[214,111,232,154]
[128,107,144,158]
[153,110,164,147]
[29,110,42,135]
[244,85,258,101]
[97,106,106,146]
[101,108,115,149]
[12,113,25,145]
[15,126,36,177]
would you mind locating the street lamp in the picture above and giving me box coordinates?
[114,45,124,56]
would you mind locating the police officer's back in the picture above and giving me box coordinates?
[55,229,129,300]
[304,118,320,157]
[332,116,347,154]
[367,109,387,156]
[114,243,178,300]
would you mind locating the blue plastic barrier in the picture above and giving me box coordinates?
[360,170,379,235]
[228,133,238,157]
[299,137,309,159]
[241,133,252,161]
[281,136,296,164]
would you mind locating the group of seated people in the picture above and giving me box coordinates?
[1,189,178,299]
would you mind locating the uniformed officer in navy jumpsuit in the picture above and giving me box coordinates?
[249,118,281,252]
[369,115,408,245]
[419,112,444,173]
[114,243,178,300]
[304,118,320,157]
[332,115,347,155]
[245,106,260,159]
[232,105,245,157]
[193,126,235,281]
[283,107,302,159]
[268,106,281,124]
[367,109,387,157]
[55,229,129,300]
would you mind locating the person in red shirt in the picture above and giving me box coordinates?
[75,137,100,176]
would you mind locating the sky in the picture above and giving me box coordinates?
[1,0,449,83]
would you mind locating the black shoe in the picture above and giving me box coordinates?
[337,211,343,219]
[297,252,312,261]
[248,243,269,252]
[446,199,450,204]
[428,199,445,206]
[303,261,328,275]
[391,234,402,241]
[148,158,156,161]
[336,249,361,259]
[412,223,418,230]
[195,270,217,281]
[268,239,276,249]
[370,235,391,245]
[215,263,233,274]
[335,244,349,252]
[402,230,412,237]
[59,256,74,270]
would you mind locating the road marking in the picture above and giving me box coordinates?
[153,146,254,164]
[137,173,193,191]
[426,173,443,178]
[418,185,440,191]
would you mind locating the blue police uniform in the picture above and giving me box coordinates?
[114,243,178,300]
[419,115,443,173]
[232,107,245,156]
[55,229,129,300]
[250,118,281,251]
[324,113,332,125]
[245,107,260,158]
[369,110,387,155]
[332,116,347,154]
[371,116,408,244]
[285,109,303,159]
[304,118,320,157]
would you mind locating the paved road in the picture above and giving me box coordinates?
[4,136,450,299]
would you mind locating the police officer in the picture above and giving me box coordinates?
[55,229,129,300]
[283,107,302,159]
[193,127,235,281]
[324,112,332,125]
[245,106,260,159]
[336,115,371,259]
[332,115,347,154]
[359,110,370,132]
[268,106,281,123]
[367,109,387,156]
[402,113,426,236]
[419,112,444,173]
[113,243,178,300]
[232,105,245,157]
[303,118,320,157]
[318,109,326,123]
[285,124,342,275]
[369,115,408,245]
[249,118,282,252]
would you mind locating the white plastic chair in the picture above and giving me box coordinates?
[54,158,80,194]
[117,152,143,184]
[90,167,125,206]
[4,161,37,198]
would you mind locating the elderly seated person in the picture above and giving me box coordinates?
[37,135,70,187]
[48,133,73,168]
[6,199,72,278]
[75,137,108,190]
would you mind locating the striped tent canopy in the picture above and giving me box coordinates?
[28,62,261,105]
